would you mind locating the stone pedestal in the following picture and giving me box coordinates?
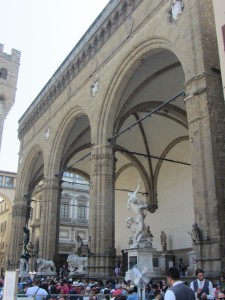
[159,253,175,275]
[36,271,56,277]
[125,248,157,300]
[126,247,156,277]
[187,250,197,276]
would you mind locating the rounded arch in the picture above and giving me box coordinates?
[98,38,187,143]
[17,144,44,198]
[0,192,13,207]
[47,106,91,178]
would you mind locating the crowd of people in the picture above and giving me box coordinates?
[0,267,225,299]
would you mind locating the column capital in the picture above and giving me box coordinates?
[90,144,116,176]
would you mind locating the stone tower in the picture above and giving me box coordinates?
[0,43,21,150]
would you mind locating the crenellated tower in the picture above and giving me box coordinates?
[0,43,21,150]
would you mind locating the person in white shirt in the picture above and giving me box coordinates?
[26,278,48,300]
[165,267,195,300]
[190,268,214,299]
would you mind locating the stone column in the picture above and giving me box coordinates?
[39,178,61,262]
[38,184,47,259]
[8,200,27,270]
[185,74,225,274]
[88,144,116,277]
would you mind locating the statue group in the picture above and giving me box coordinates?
[19,226,56,276]
[126,180,153,248]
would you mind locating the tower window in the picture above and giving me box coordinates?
[0,68,8,80]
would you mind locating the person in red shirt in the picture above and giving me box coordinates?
[59,279,70,294]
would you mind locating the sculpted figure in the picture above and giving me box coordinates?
[146,225,154,245]
[171,0,184,21]
[19,253,30,274]
[127,180,148,248]
[160,230,167,252]
[67,254,87,275]
[73,235,83,256]
[36,258,55,273]
[23,227,30,254]
[188,223,201,245]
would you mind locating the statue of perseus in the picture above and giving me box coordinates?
[23,227,30,254]
[126,180,150,248]
[19,226,31,274]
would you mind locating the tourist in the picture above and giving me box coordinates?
[190,268,214,299]
[69,281,84,300]
[58,296,67,300]
[219,276,225,293]
[165,267,195,300]
[127,285,138,300]
[161,280,168,293]
[26,278,48,300]
[214,282,222,299]
[178,258,187,276]
[59,279,70,294]
[153,290,162,300]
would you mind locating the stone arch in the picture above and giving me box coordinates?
[0,192,13,207]
[98,39,189,214]
[98,38,187,143]
[16,144,44,199]
[47,106,90,178]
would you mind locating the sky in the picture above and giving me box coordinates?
[0,0,109,172]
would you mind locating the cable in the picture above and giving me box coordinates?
[108,91,185,142]
[117,149,191,166]
[55,152,91,177]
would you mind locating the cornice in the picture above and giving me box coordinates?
[18,0,143,140]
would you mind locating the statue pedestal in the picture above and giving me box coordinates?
[36,271,56,276]
[125,248,156,300]
[187,250,197,276]
[126,247,156,277]
[159,253,175,276]
[19,271,30,278]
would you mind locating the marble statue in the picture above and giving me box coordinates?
[160,231,167,252]
[67,235,90,275]
[73,235,90,257]
[36,258,56,274]
[67,254,87,275]
[188,223,201,245]
[126,180,151,248]
[73,234,83,256]
[171,0,184,21]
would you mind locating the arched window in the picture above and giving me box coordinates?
[0,68,8,80]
